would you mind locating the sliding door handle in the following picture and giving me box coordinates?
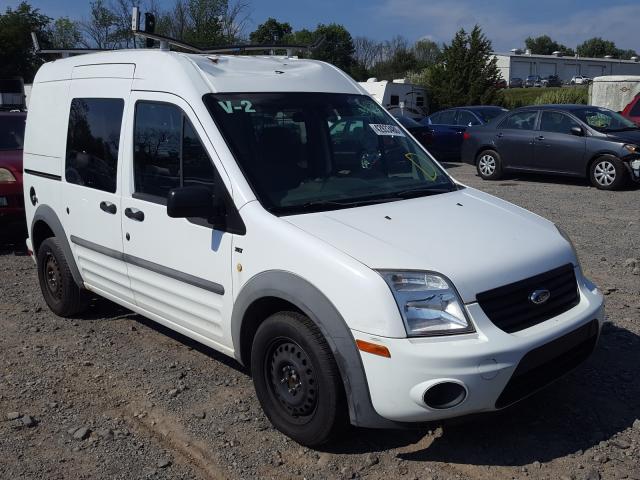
[99,201,117,214]
[124,207,145,222]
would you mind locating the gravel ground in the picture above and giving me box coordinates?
[1,164,639,480]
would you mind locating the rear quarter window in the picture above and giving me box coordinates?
[65,98,124,193]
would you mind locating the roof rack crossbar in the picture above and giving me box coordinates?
[31,32,110,58]
[131,29,323,56]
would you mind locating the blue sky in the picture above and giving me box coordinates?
[2,0,639,52]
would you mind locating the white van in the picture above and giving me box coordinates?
[23,49,604,446]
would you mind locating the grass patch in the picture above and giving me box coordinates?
[500,86,588,109]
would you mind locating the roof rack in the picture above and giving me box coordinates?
[31,32,109,58]
[32,8,323,59]
[130,8,323,56]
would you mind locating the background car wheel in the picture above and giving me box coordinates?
[590,155,626,190]
[476,150,503,180]
[37,237,89,317]
[251,311,347,446]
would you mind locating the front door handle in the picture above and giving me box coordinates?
[535,135,545,141]
[100,201,117,214]
[496,132,503,138]
[124,207,145,222]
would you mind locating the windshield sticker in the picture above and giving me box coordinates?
[218,100,256,114]
[369,123,405,137]
[404,152,437,181]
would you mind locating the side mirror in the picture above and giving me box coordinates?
[570,126,584,136]
[167,185,222,223]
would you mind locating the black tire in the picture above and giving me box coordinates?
[476,149,503,180]
[37,237,90,317]
[589,155,627,190]
[250,311,347,446]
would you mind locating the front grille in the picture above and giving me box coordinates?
[477,264,579,333]
[496,319,598,408]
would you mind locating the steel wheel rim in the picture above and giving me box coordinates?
[594,161,616,186]
[265,338,318,424]
[44,253,63,299]
[478,154,496,176]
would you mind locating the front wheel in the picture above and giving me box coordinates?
[476,149,503,180]
[590,155,626,190]
[250,312,347,446]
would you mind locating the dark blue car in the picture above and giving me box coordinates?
[423,106,508,161]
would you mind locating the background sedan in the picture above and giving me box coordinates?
[0,112,26,223]
[423,106,508,161]
[461,105,640,190]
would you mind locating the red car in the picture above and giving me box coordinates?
[0,112,26,222]
[621,93,640,125]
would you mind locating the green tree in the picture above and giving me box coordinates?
[524,35,574,56]
[413,38,441,69]
[424,26,501,110]
[49,17,82,49]
[81,0,119,49]
[617,48,638,60]
[576,37,618,58]
[0,2,51,82]
[307,23,356,73]
[249,17,292,44]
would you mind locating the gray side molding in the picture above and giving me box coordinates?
[231,270,398,428]
[31,204,84,287]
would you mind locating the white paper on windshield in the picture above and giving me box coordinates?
[369,124,405,137]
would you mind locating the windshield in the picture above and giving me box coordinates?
[572,107,638,132]
[204,93,455,215]
[0,115,25,150]
[395,116,421,128]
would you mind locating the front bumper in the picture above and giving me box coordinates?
[625,158,640,182]
[0,180,25,219]
[353,267,604,423]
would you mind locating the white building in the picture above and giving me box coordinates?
[493,50,640,82]
[359,78,428,119]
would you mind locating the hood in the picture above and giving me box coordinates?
[605,129,640,144]
[284,188,576,303]
[0,149,23,173]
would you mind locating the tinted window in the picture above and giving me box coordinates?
[500,111,537,130]
[416,96,424,107]
[65,98,124,193]
[475,107,508,123]
[395,116,421,128]
[431,110,456,124]
[456,110,480,126]
[630,97,640,116]
[389,95,399,106]
[134,102,215,198]
[539,111,581,134]
[0,115,25,150]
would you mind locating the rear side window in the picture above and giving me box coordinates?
[389,95,399,106]
[133,102,216,198]
[500,111,537,130]
[431,110,456,124]
[65,98,124,193]
[456,110,480,126]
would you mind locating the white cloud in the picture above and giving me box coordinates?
[373,0,640,51]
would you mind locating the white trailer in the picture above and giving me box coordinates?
[359,78,428,119]
[589,75,640,112]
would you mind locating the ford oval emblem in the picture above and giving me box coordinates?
[529,289,551,305]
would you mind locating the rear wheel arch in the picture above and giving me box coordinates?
[31,205,84,288]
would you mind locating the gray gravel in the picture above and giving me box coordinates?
[1,163,639,480]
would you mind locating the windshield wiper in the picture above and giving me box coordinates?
[392,186,456,198]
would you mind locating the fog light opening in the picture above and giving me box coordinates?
[423,381,467,409]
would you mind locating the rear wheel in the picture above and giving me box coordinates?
[37,237,89,317]
[476,149,503,180]
[589,155,626,190]
[250,311,347,446]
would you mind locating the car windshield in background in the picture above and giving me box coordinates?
[475,108,508,123]
[0,115,25,150]
[572,107,638,132]
[204,93,455,215]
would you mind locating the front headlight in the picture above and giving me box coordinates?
[379,271,474,337]
[0,168,16,183]
[623,144,640,154]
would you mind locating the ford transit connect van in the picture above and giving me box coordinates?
[23,49,604,446]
